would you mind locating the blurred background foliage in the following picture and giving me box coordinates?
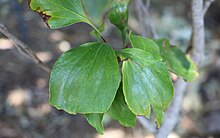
[0,0,220,138]
[82,0,110,25]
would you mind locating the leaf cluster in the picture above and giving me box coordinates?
[29,0,198,134]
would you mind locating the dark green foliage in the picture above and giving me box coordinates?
[30,0,198,134]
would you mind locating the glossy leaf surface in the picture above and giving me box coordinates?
[155,39,198,81]
[129,33,162,60]
[108,84,136,127]
[85,114,104,134]
[29,0,91,29]
[118,48,174,127]
[50,42,121,114]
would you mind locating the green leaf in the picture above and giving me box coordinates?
[50,42,121,114]
[155,39,198,82]
[29,0,92,29]
[117,48,174,127]
[108,0,129,45]
[108,84,136,127]
[85,114,104,134]
[82,0,110,25]
[129,33,162,60]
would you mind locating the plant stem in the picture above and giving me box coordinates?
[88,22,107,43]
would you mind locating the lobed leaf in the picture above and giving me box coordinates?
[118,48,174,127]
[50,42,121,114]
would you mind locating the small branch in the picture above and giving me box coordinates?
[156,79,187,138]
[137,116,157,134]
[135,0,147,36]
[186,0,214,54]
[192,0,205,66]
[203,0,215,16]
[136,0,158,38]
[0,24,51,73]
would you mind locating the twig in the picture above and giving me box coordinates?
[137,116,156,134]
[135,0,147,36]
[156,79,187,138]
[144,0,158,38]
[0,24,51,73]
[191,0,205,66]
[186,0,215,54]
[203,0,215,16]
[136,0,158,38]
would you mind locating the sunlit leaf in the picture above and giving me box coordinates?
[50,42,121,114]
[117,48,174,127]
